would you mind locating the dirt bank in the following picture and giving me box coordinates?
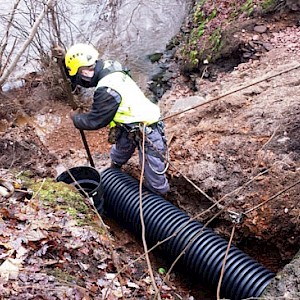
[159,13,300,296]
[162,43,300,262]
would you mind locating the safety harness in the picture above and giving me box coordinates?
[116,121,169,175]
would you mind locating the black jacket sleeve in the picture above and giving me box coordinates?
[72,87,121,130]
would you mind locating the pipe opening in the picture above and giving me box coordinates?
[56,166,103,211]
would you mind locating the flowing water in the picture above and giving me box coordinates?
[0,0,192,90]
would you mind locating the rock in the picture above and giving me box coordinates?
[170,96,207,113]
[286,0,300,11]
[254,25,267,34]
[148,52,163,63]
[262,250,300,298]
[263,42,273,51]
[243,51,253,58]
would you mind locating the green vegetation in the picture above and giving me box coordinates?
[30,179,82,205]
[228,0,254,21]
[261,0,277,11]
[182,1,218,67]
[19,174,95,225]
[178,0,270,70]
[240,0,254,15]
[209,27,223,54]
[48,267,78,283]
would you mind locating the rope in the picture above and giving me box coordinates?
[140,63,300,223]
[143,133,229,212]
[217,224,236,300]
[160,63,300,122]
[139,123,161,300]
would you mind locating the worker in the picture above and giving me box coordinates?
[65,43,170,196]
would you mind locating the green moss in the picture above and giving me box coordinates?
[23,177,96,225]
[229,0,254,20]
[29,179,82,205]
[16,170,35,185]
[178,0,265,69]
[193,0,207,23]
[148,52,163,63]
[189,50,199,65]
[209,27,223,53]
[261,0,277,11]
[48,267,78,283]
[182,2,219,68]
[240,0,254,15]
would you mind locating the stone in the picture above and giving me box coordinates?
[254,25,267,33]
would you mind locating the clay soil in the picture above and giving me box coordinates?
[0,9,299,300]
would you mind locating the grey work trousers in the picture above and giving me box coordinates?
[110,124,170,195]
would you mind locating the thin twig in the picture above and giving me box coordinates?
[8,140,16,170]
[259,125,280,151]
[32,178,46,199]
[144,136,224,209]
[163,209,224,285]
[217,168,270,204]
[0,0,57,85]
[15,280,95,296]
[60,166,124,300]
[169,160,225,210]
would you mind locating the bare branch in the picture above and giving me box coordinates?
[0,0,22,57]
[0,0,56,87]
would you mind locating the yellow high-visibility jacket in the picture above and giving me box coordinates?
[96,71,160,127]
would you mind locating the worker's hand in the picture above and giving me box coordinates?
[51,45,65,59]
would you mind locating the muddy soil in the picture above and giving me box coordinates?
[1,9,299,300]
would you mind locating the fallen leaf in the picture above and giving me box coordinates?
[15,245,29,259]
[0,258,22,280]
[106,273,117,280]
[113,289,123,298]
[78,262,90,271]
[127,281,140,289]
[25,228,48,241]
[0,249,15,259]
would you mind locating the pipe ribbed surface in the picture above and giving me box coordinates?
[101,168,275,300]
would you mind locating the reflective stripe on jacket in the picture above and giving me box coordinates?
[96,71,160,126]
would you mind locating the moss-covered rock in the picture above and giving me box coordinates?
[18,175,95,225]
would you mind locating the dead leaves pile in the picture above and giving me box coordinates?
[0,170,180,300]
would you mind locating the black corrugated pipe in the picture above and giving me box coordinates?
[101,168,275,300]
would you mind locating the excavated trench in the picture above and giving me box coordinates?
[1,2,299,298]
[2,73,299,298]
[56,165,299,299]
[101,168,275,299]
[2,83,299,298]
[162,176,296,273]
[117,170,298,272]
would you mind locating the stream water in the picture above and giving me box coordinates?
[1,0,193,91]
[70,0,193,88]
